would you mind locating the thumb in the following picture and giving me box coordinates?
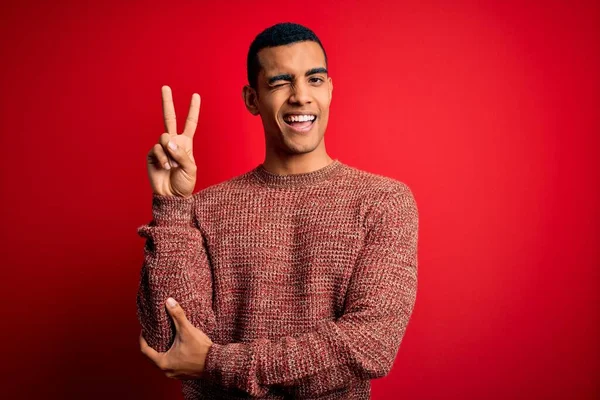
[165,297,189,333]
[164,140,195,172]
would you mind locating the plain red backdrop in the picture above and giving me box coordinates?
[0,0,598,399]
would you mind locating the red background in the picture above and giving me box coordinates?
[1,1,598,398]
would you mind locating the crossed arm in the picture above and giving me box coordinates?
[136,186,419,398]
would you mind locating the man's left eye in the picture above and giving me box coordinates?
[309,77,324,83]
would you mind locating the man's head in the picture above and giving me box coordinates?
[243,22,333,157]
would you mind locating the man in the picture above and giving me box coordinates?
[137,22,419,399]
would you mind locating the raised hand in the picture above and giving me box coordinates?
[146,85,200,198]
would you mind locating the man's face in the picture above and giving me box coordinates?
[247,41,333,156]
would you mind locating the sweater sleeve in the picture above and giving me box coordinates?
[136,193,216,353]
[202,186,419,398]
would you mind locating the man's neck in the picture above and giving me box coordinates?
[261,152,334,176]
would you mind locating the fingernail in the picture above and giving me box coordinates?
[163,162,171,170]
[171,160,179,168]
[167,297,177,307]
[168,141,177,151]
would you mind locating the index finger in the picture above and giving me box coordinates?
[183,93,201,138]
[161,85,177,134]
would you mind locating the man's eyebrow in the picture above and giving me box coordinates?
[267,68,328,85]
[267,73,293,85]
[306,67,328,76]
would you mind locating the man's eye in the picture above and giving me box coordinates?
[309,77,324,84]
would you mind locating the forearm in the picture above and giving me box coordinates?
[136,194,216,352]
[204,278,416,397]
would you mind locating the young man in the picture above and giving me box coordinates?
[137,22,419,399]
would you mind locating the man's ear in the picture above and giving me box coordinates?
[242,85,260,116]
[328,77,333,100]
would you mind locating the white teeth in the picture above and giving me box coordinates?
[285,114,316,123]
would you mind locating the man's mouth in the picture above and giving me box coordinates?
[283,113,317,133]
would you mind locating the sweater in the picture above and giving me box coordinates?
[136,159,419,399]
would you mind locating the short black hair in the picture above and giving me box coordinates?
[247,22,328,90]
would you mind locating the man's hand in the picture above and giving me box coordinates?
[139,297,213,380]
[146,85,200,198]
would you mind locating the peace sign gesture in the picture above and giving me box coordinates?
[146,86,200,198]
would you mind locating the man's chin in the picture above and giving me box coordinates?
[280,134,323,155]
[264,125,324,153]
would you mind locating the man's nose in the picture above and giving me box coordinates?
[289,83,312,105]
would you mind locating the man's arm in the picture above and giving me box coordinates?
[202,185,419,398]
[136,193,216,353]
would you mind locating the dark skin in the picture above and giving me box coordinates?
[139,298,212,380]
[140,40,335,380]
[242,40,334,175]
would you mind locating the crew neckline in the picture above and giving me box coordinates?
[251,159,344,188]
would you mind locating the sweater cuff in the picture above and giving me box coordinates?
[204,342,224,381]
[151,193,194,226]
[203,342,238,384]
[203,341,262,395]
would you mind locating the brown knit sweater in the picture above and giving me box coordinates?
[136,159,419,399]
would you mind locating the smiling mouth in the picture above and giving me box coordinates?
[283,114,317,133]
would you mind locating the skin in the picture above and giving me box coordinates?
[145,86,199,198]
[141,40,335,379]
[242,40,334,175]
[140,298,212,380]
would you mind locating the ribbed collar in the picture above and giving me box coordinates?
[251,159,344,188]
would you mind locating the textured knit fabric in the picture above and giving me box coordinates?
[136,159,419,399]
